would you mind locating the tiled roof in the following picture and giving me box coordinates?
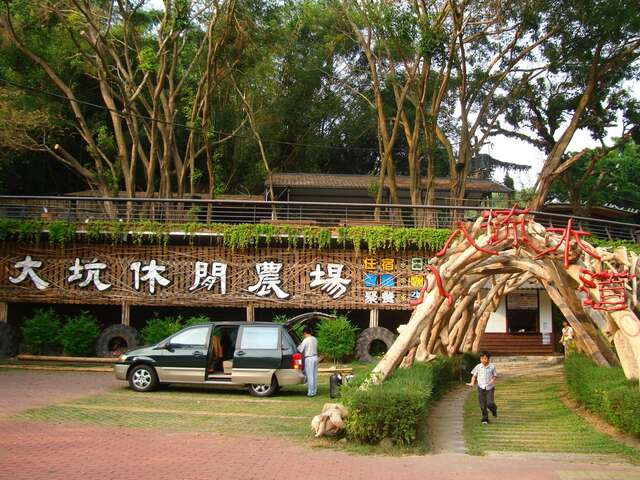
[269,173,512,193]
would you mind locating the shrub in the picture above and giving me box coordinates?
[21,308,62,354]
[565,353,640,436]
[59,311,101,356]
[141,316,184,345]
[341,357,460,446]
[184,315,210,327]
[316,315,358,363]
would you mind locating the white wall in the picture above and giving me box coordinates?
[485,297,507,333]
[482,289,553,334]
[539,290,553,333]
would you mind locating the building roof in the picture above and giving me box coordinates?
[541,203,639,219]
[63,191,263,201]
[269,173,512,193]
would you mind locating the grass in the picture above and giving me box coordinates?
[12,362,414,455]
[463,373,640,463]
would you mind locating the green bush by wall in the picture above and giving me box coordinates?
[59,311,101,356]
[316,315,358,363]
[141,317,184,345]
[341,356,461,446]
[21,309,63,355]
[564,353,640,437]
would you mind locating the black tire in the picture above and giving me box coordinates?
[96,324,140,357]
[128,364,158,392]
[355,327,396,363]
[248,376,278,397]
[0,323,19,358]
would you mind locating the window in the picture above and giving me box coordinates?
[170,326,209,347]
[240,327,279,350]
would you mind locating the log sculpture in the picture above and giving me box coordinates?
[367,206,640,384]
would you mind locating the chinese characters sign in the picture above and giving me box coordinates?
[0,244,431,310]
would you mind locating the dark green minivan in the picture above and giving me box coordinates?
[114,312,332,397]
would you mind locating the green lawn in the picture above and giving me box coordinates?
[14,363,408,454]
[463,374,640,463]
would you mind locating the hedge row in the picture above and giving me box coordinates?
[340,356,465,446]
[21,309,100,356]
[564,353,640,437]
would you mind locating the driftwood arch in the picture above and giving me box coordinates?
[371,208,640,383]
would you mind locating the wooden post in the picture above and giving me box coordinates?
[0,302,7,323]
[246,305,255,322]
[369,309,379,328]
[121,302,130,326]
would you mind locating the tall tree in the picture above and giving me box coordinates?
[0,0,246,199]
[492,0,640,210]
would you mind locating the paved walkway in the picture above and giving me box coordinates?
[1,368,640,480]
[427,385,469,453]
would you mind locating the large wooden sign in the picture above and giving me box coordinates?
[0,242,433,310]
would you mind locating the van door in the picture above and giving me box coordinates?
[154,325,211,383]
[232,325,281,384]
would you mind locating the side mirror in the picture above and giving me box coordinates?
[157,340,173,351]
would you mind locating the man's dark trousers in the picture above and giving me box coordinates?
[478,387,497,422]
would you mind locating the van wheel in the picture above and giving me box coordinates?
[128,364,158,392]
[249,377,278,397]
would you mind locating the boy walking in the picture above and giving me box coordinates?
[467,351,497,424]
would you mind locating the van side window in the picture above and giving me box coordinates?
[240,327,279,349]
[170,326,209,348]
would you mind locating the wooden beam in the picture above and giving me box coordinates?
[0,302,7,323]
[121,302,130,326]
[246,305,255,322]
[369,308,379,328]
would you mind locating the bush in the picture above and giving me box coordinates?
[141,316,184,345]
[316,315,358,363]
[565,353,640,436]
[184,315,210,327]
[59,311,101,356]
[21,309,62,354]
[341,357,460,446]
[272,314,304,341]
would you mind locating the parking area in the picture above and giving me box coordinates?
[2,369,640,480]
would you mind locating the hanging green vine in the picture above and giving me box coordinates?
[0,218,454,252]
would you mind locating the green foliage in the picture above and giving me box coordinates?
[21,308,62,354]
[138,47,158,73]
[588,238,640,254]
[47,220,75,247]
[550,142,640,217]
[341,356,461,446]
[59,311,101,356]
[183,315,210,327]
[141,316,184,345]
[316,315,358,363]
[564,353,640,436]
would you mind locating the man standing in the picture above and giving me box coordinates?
[298,326,318,397]
[467,351,497,424]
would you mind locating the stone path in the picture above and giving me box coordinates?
[426,356,563,455]
[427,385,469,453]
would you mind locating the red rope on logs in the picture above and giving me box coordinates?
[428,265,453,307]
[408,266,454,309]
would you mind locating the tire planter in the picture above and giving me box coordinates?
[96,324,140,357]
[0,323,19,358]
[355,327,397,363]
